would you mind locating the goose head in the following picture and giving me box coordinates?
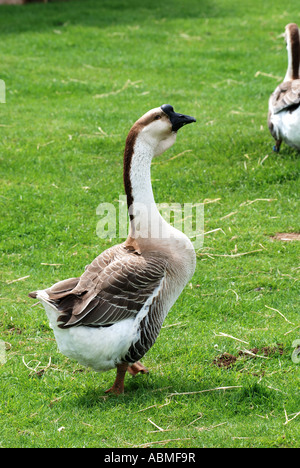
[130,104,196,156]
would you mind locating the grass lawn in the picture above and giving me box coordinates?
[0,0,299,449]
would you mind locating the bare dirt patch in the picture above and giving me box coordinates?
[213,353,237,368]
[213,345,284,369]
[239,345,284,357]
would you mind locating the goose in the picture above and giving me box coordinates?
[29,104,196,394]
[268,23,300,152]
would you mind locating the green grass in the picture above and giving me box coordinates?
[0,0,299,448]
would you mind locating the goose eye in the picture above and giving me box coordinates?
[154,115,162,120]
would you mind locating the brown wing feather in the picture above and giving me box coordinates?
[28,277,80,299]
[43,244,168,329]
[271,80,300,114]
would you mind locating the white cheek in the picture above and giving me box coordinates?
[146,120,170,135]
[141,120,170,140]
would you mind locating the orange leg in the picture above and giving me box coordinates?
[127,361,149,376]
[105,363,128,395]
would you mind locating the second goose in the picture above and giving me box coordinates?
[268,23,300,152]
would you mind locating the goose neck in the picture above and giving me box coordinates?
[285,27,300,81]
[123,134,163,240]
[130,139,156,206]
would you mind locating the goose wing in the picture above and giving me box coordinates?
[43,245,168,328]
[270,79,300,114]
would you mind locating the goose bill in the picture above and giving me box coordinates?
[160,104,196,132]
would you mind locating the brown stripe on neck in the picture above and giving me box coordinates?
[123,124,140,218]
[289,24,300,79]
[123,110,158,216]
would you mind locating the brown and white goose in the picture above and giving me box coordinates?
[268,23,300,152]
[29,104,196,394]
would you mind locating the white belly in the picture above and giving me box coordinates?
[39,297,138,371]
[270,108,300,150]
[54,319,136,371]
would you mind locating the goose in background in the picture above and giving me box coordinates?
[268,23,300,152]
[29,104,196,394]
